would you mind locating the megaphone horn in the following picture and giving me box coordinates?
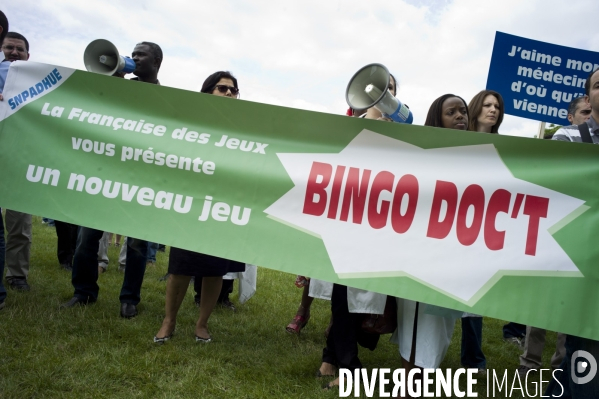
[83,39,136,76]
[345,63,413,124]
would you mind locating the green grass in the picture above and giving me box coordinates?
[0,216,561,398]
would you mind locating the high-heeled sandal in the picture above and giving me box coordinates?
[195,335,212,343]
[153,330,174,343]
[286,313,310,334]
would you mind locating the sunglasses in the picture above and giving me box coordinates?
[215,85,239,96]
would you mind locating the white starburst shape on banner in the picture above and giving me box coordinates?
[265,130,586,302]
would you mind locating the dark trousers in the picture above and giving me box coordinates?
[194,278,233,303]
[0,210,6,303]
[461,317,486,368]
[322,284,379,370]
[545,335,599,398]
[72,227,148,304]
[503,322,526,339]
[54,221,78,265]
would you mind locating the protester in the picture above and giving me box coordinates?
[1,32,32,291]
[544,68,599,398]
[153,71,245,343]
[391,94,469,396]
[317,74,399,390]
[518,96,590,377]
[60,41,163,318]
[566,96,592,126]
[457,89,506,374]
[0,9,8,311]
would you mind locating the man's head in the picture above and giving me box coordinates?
[2,32,29,62]
[131,41,162,80]
[0,11,8,46]
[584,68,599,121]
[567,96,591,125]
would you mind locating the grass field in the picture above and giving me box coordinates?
[0,216,560,398]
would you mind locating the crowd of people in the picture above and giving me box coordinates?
[0,9,598,398]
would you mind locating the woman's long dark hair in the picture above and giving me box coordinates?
[201,71,238,94]
[424,94,469,128]
[468,90,504,133]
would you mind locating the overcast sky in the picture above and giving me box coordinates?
[3,0,599,137]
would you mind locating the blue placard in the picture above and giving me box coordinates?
[486,32,599,125]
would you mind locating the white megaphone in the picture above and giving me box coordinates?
[83,39,136,75]
[346,63,413,124]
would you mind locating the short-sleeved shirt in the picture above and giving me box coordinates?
[552,116,599,144]
[0,60,11,94]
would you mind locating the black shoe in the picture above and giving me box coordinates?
[120,303,138,318]
[60,296,95,308]
[219,299,236,312]
[60,263,73,272]
[7,278,30,291]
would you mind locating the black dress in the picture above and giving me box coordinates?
[168,247,245,277]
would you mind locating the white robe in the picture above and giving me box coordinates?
[308,279,386,314]
[391,298,459,369]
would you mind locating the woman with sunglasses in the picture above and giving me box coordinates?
[153,71,243,344]
[202,71,240,98]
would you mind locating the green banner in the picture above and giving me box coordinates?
[1,62,598,339]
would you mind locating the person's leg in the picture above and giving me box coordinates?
[194,276,202,304]
[0,210,7,305]
[55,221,78,271]
[115,234,122,247]
[55,220,72,267]
[146,242,158,264]
[155,274,191,339]
[4,210,32,285]
[196,275,223,340]
[287,282,314,334]
[329,284,362,370]
[219,279,233,302]
[519,326,546,370]
[117,237,127,270]
[97,231,110,273]
[119,238,148,305]
[551,333,567,370]
[461,317,486,369]
[503,322,526,339]
[71,227,104,301]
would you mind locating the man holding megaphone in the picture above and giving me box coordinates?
[346,63,413,124]
[61,40,162,318]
